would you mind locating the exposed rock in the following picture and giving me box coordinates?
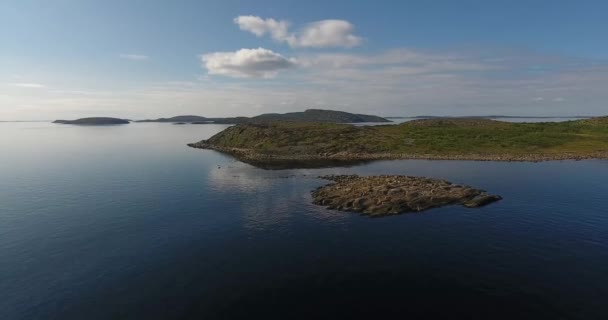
[462,194,503,208]
[311,175,501,217]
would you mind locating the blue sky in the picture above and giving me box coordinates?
[1,0,608,119]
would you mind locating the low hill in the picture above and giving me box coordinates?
[251,109,390,123]
[138,109,390,124]
[137,115,209,123]
[53,117,130,125]
[189,117,608,165]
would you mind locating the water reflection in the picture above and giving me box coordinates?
[206,162,352,231]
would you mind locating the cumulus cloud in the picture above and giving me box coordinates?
[201,47,296,78]
[234,16,362,48]
[233,16,290,40]
[293,20,362,48]
[119,54,149,61]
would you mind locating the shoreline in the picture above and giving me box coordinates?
[187,142,608,164]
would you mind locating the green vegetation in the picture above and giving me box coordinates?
[191,117,608,162]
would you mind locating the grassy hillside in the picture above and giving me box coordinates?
[190,117,608,162]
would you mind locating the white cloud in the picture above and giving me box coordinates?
[533,97,544,101]
[234,16,362,48]
[12,83,46,88]
[292,20,362,48]
[553,97,565,102]
[233,16,290,40]
[201,47,296,78]
[119,54,149,61]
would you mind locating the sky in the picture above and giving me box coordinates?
[1,0,608,120]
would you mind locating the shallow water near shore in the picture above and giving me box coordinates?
[1,122,608,319]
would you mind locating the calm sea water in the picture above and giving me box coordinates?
[1,122,607,319]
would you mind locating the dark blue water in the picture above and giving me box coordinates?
[1,122,607,319]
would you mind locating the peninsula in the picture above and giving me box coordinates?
[188,117,608,165]
[53,117,130,125]
[138,109,390,124]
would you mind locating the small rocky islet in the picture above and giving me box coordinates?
[312,174,502,217]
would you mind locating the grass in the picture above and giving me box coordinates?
[202,117,608,158]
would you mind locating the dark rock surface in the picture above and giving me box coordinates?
[312,175,502,216]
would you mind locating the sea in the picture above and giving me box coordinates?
[1,119,607,319]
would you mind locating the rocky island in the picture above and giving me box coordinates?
[189,117,608,166]
[312,175,502,216]
[53,117,130,125]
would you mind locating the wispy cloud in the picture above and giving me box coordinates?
[12,83,46,88]
[234,16,362,48]
[4,48,608,120]
[119,54,149,61]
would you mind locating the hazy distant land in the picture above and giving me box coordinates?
[137,109,390,124]
[53,117,130,125]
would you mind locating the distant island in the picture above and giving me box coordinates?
[189,117,608,166]
[137,115,212,123]
[53,117,130,125]
[138,109,391,124]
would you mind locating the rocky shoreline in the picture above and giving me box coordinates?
[311,175,502,216]
[187,142,608,164]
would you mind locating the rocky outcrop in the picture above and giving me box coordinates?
[311,175,502,216]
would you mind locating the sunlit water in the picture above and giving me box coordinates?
[1,122,607,319]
